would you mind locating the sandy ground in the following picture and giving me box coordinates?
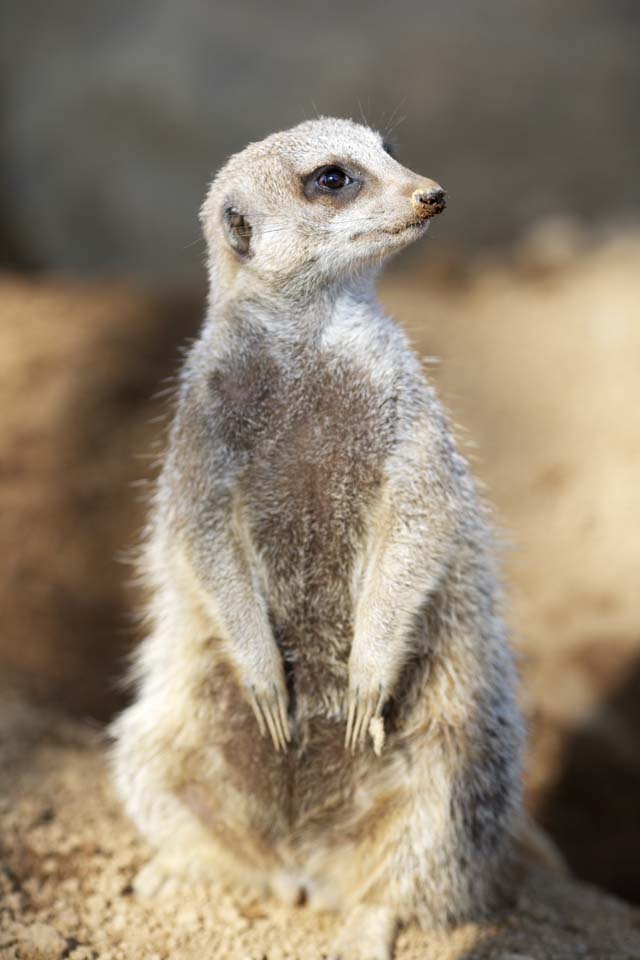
[2,691,640,960]
[1,226,640,956]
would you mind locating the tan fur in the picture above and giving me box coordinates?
[111,117,524,960]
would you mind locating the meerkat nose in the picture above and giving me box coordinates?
[412,184,447,219]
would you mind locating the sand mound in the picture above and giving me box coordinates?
[2,694,639,960]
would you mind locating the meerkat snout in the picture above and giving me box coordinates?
[411,183,447,220]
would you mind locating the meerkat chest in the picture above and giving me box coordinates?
[254,364,391,558]
[211,340,398,612]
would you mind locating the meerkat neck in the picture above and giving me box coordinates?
[206,272,380,342]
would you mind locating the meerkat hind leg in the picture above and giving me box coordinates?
[328,904,397,960]
[133,842,220,898]
[134,854,185,898]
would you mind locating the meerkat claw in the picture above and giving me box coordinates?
[347,690,371,753]
[248,685,289,751]
[269,683,290,750]
[248,687,268,739]
[265,702,282,751]
[351,700,366,753]
[275,684,292,745]
[359,700,375,750]
[345,686,359,749]
[346,686,386,753]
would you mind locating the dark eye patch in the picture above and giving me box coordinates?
[302,163,362,204]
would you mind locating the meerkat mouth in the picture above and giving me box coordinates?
[351,220,429,243]
[385,220,429,236]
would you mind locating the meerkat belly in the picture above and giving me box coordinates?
[207,349,397,827]
[242,375,391,707]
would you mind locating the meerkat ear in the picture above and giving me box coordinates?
[222,205,252,257]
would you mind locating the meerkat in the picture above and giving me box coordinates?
[111,117,525,960]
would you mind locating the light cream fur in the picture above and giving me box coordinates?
[111,118,524,960]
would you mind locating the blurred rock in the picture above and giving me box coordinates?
[513,216,589,275]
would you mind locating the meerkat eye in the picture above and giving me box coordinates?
[316,166,352,191]
[302,164,361,202]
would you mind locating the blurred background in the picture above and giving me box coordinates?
[1,0,639,912]
[2,0,639,279]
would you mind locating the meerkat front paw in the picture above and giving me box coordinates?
[345,680,387,754]
[241,650,291,751]
[246,679,291,752]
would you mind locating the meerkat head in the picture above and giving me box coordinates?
[200,117,445,298]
